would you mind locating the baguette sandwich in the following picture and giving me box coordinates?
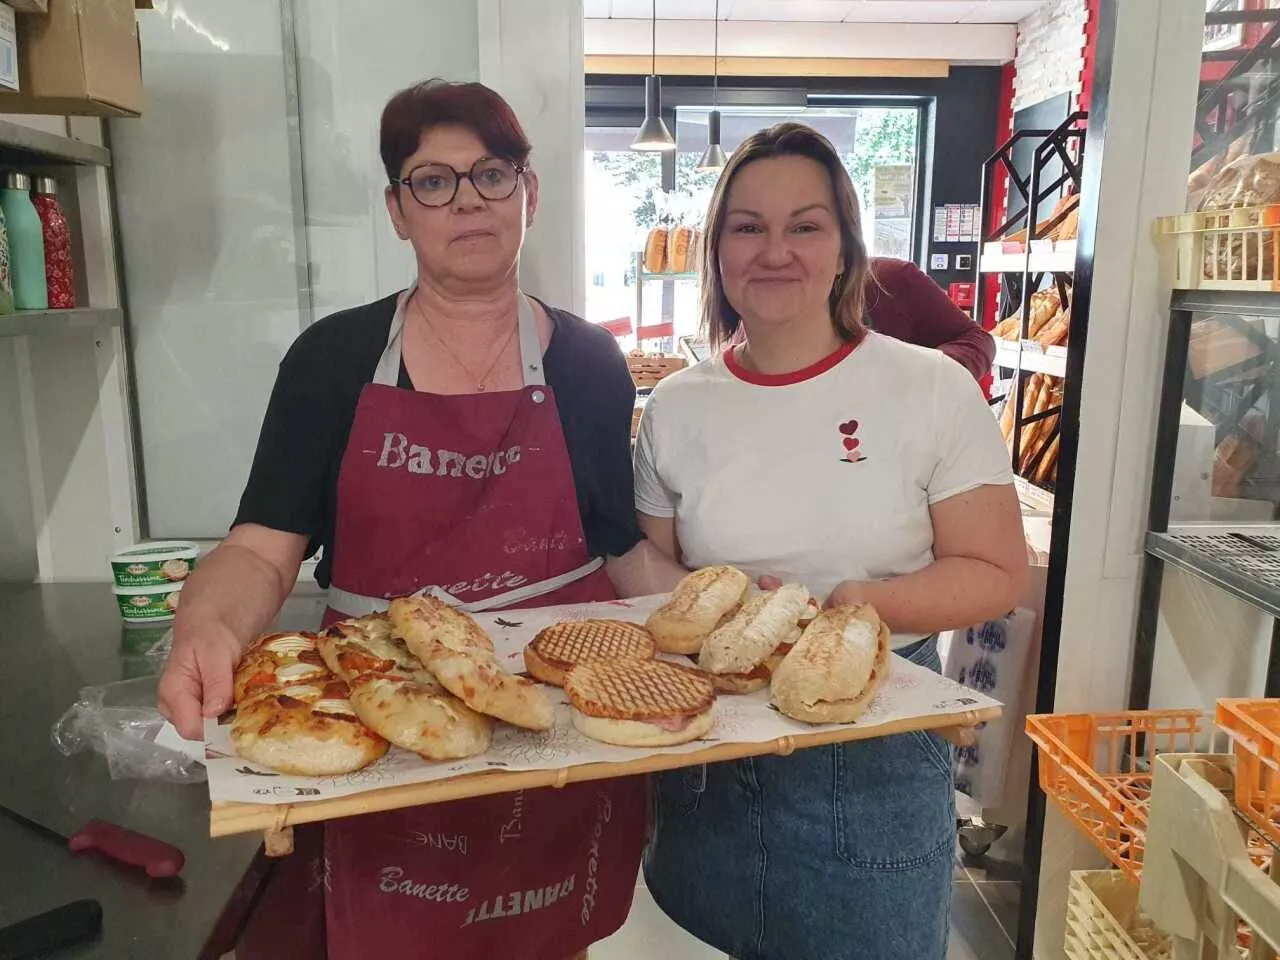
[646,565,751,655]
[771,604,890,724]
[697,584,811,693]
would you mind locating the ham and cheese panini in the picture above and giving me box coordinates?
[524,619,657,687]
[564,659,714,747]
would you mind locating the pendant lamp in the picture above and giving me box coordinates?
[696,0,727,172]
[631,0,676,152]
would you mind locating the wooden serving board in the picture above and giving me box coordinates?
[211,704,999,850]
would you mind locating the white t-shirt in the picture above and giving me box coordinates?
[633,332,1014,647]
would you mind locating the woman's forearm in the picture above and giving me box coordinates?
[832,556,1025,634]
[606,540,689,599]
[175,542,295,647]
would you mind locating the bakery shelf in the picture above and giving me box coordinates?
[0,307,123,339]
[1015,475,1055,513]
[995,339,1068,377]
[1145,526,1280,619]
[979,246,1077,275]
[0,119,111,167]
[639,270,699,281]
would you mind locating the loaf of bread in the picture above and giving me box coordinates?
[646,565,751,655]
[667,226,693,273]
[771,604,890,724]
[644,227,668,273]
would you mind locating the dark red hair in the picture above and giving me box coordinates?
[379,79,532,183]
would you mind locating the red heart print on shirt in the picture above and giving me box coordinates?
[837,418,867,464]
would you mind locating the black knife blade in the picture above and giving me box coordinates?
[0,899,102,960]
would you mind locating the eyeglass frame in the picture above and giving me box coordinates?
[392,156,529,209]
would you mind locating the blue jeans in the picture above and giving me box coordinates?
[643,637,953,960]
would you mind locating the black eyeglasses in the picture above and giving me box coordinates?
[394,157,526,208]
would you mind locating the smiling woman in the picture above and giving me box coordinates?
[159,79,688,960]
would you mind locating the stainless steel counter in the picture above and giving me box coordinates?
[0,582,326,959]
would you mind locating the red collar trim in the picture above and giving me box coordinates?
[723,339,857,386]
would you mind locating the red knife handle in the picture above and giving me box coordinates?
[67,819,186,878]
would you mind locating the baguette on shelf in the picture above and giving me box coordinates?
[1000,372,1063,488]
[993,289,1070,350]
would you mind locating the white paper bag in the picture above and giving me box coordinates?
[942,608,1037,808]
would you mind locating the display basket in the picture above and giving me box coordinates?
[626,353,686,390]
[1026,710,1213,882]
[1064,870,1171,960]
[1155,204,1280,292]
[1218,699,1280,850]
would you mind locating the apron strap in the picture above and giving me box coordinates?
[326,556,605,620]
[373,287,545,388]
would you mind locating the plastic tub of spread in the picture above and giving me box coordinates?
[110,541,199,587]
[112,582,184,622]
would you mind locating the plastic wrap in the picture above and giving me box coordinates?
[51,676,205,784]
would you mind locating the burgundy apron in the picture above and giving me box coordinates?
[240,291,645,959]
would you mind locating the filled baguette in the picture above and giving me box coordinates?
[697,584,811,693]
[646,565,751,655]
[771,604,890,724]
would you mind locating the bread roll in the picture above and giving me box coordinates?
[771,604,890,724]
[668,226,692,273]
[646,565,751,655]
[698,584,810,676]
[644,227,668,273]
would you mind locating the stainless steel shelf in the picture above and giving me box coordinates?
[0,119,110,167]
[1145,526,1280,618]
[0,307,123,339]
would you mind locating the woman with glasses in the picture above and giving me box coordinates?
[158,79,685,960]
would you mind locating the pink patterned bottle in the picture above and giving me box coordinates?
[33,176,74,309]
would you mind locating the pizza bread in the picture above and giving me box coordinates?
[346,674,491,760]
[428,649,555,731]
[230,678,388,776]
[771,604,890,724]
[646,565,751,655]
[389,594,494,661]
[232,632,330,703]
[524,619,656,687]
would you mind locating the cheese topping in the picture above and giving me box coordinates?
[280,683,323,700]
[314,698,358,716]
[265,634,315,656]
[277,662,325,682]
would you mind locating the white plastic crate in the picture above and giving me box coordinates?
[1065,871,1171,960]
[1155,205,1280,292]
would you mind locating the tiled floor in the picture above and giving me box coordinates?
[594,853,1021,960]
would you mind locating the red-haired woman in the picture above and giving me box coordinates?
[159,80,685,959]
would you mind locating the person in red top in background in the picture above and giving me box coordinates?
[728,257,993,381]
[864,257,993,381]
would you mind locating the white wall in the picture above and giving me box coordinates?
[479,0,586,315]
[1032,1,1204,955]
[294,1,481,317]
[1013,0,1087,111]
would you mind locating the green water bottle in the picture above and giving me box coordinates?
[0,203,14,316]
[2,172,46,310]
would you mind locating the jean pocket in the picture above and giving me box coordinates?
[832,738,954,870]
[909,729,954,780]
[680,764,707,813]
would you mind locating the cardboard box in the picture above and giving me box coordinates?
[0,5,16,93]
[7,1,47,13]
[0,0,142,117]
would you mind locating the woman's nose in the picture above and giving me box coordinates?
[452,176,487,212]
[759,233,793,265]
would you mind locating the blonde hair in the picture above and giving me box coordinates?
[699,122,871,351]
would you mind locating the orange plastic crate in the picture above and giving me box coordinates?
[1217,699,1280,849]
[1026,710,1210,884]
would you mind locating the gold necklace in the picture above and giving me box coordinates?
[411,296,519,392]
